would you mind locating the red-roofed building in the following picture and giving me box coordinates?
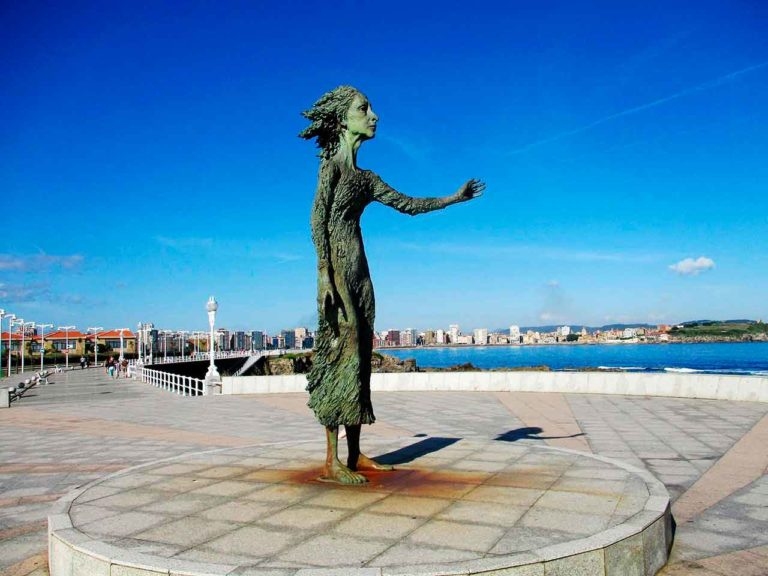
[1,328,137,363]
[44,329,89,355]
[0,331,23,354]
[91,330,136,357]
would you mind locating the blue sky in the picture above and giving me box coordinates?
[2,1,767,335]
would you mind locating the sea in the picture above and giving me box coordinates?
[381,342,768,376]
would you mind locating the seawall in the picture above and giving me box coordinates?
[222,371,767,402]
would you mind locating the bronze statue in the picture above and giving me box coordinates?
[300,86,483,484]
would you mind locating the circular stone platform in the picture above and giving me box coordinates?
[49,437,671,575]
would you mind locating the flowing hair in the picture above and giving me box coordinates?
[299,85,360,159]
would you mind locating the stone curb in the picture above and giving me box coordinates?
[48,441,671,576]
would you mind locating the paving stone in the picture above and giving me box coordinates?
[80,510,168,538]
[134,516,235,546]
[406,519,505,552]
[5,370,768,575]
[276,533,391,567]
[333,511,425,540]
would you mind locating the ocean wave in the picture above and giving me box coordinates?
[597,366,647,372]
[664,367,768,376]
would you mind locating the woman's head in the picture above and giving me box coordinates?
[299,85,368,158]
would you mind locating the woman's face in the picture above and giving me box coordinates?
[344,93,378,140]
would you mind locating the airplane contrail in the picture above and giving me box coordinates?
[509,60,768,155]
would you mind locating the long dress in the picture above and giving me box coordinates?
[306,160,446,426]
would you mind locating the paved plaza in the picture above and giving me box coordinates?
[1,368,767,575]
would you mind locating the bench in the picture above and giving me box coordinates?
[1,371,51,407]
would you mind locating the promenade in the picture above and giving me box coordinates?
[1,368,767,575]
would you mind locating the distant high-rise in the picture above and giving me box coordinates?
[251,330,264,351]
[400,328,417,347]
[449,324,460,344]
[473,328,488,345]
[385,330,400,346]
[281,329,296,349]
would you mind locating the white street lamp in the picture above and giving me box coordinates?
[0,310,16,378]
[0,309,7,378]
[160,329,172,362]
[10,317,24,375]
[116,328,129,362]
[57,326,75,370]
[36,323,53,372]
[193,330,204,356]
[19,320,35,373]
[137,322,144,364]
[6,314,17,376]
[145,323,154,364]
[204,296,221,394]
[178,330,188,361]
[88,327,103,367]
[136,323,153,364]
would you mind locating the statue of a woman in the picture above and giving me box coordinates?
[300,86,483,484]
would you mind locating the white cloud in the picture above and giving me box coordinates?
[0,253,83,271]
[0,282,51,302]
[669,256,715,276]
[155,236,213,250]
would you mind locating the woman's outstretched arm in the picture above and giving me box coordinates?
[371,173,484,215]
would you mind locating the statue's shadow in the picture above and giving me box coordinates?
[373,437,460,466]
[372,427,586,466]
[495,427,586,442]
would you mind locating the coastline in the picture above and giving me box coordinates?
[376,341,768,377]
[375,338,766,352]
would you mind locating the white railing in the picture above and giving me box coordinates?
[131,349,305,396]
[134,365,205,396]
[133,349,271,367]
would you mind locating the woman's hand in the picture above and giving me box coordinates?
[319,266,339,317]
[452,179,485,204]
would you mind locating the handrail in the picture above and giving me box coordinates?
[133,365,205,397]
[130,349,304,396]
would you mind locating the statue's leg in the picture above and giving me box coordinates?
[322,425,367,484]
[345,424,394,472]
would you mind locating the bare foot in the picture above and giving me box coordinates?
[354,453,394,471]
[320,459,367,484]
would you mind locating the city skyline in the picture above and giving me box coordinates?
[2,2,767,334]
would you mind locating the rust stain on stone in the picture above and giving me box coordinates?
[285,466,489,499]
[486,468,561,490]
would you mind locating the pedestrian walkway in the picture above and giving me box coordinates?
[1,368,767,575]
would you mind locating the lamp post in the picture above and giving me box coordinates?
[10,318,23,374]
[145,323,154,364]
[20,321,34,373]
[7,314,17,377]
[178,330,188,361]
[36,323,53,372]
[0,309,7,378]
[57,326,75,370]
[193,330,204,356]
[136,323,153,364]
[116,328,129,362]
[204,296,221,394]
[161,329,172,362]
[88,327,103,367]
[137,323,144,364]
